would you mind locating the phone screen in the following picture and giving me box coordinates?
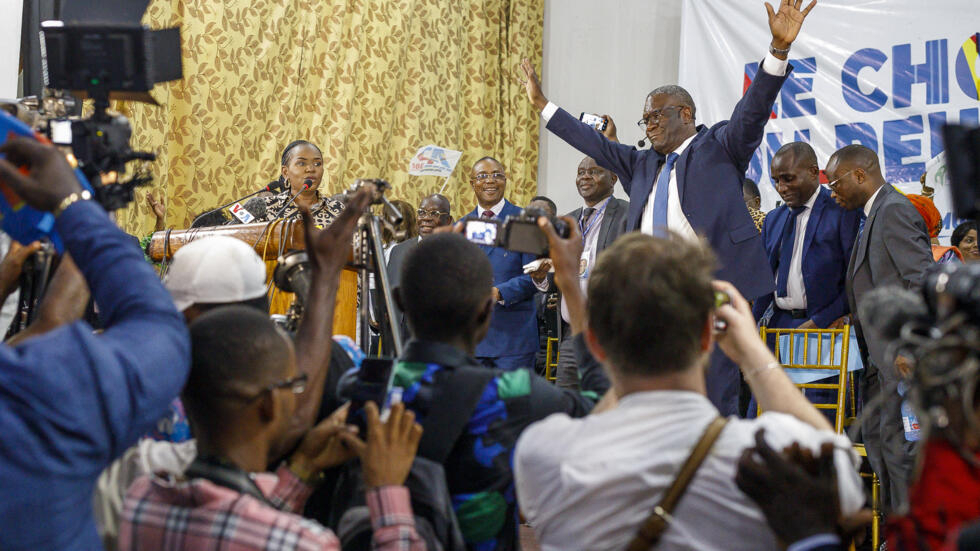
[346,357,395,436]
[465,219,499,246]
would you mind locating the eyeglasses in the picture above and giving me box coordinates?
[826,169,855,191]
[244,373,308,402]
[576,168,606,177]
[417,208,449,218]
[473,172,506,181]
[636,105,684,129]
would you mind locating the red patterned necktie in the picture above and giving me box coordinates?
[482,210,494,219]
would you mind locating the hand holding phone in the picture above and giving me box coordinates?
[346,357,396,437]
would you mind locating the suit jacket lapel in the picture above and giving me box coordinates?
[770,208,791,271]
[851,186,890,276]
[595,199,615,250]
[673,127,704,205]
[801,190,827,263]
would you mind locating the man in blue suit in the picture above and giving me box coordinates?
[752,142,862,330]
[466,156,539,370]
[518,0,817,414]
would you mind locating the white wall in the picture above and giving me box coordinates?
[537,0,682,214]
[0,0,24,99]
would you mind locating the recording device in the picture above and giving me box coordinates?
[37,3,183,212]
[190,182,283,228]
[860,263,980,456]
[712,290,731,333]
[345,357,396,437]
[227,197,267,225]
[463,207,570,257]
[273,250,311,305]
[579,112,608,132]
[942,123,980,224]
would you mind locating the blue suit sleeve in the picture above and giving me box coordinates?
[752,212,775,322]
[546,108,642,195]
[715,63,791,172]
[1,200,190,467]
[809,209,861,328]
[496,252,538,306]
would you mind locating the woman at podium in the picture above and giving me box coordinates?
[259,140,344,227]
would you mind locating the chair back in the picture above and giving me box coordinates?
[758,325,852,433]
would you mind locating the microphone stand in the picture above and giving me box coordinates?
[250,180,312,249]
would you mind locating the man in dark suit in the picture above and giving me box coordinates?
[537,156,629,389]
[828,144,934,512]
[386,193,452,346]
[466,157,539,371]
[753,142,861,330]
[518,0,816,414]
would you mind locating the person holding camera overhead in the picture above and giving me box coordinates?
[517,0,818,416]
[465,156,540,371]
[259,140,345,228]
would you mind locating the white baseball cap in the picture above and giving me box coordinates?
[164,235,268,312]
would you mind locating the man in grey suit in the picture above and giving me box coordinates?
[385,193,453,347]
[536,156,629,389]
[827,144,933,512]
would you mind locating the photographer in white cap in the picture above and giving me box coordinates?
[94,188,371,549]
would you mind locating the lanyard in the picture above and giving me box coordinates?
[579,199,609,244]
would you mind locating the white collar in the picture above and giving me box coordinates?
[583,195,612,213]
[479,198,506,217]
[801,187,820,210]
[863,185,884,218]
[665,133,697,158]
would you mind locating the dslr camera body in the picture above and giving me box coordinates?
[463,207,570,257]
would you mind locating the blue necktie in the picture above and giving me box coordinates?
[776,206,806,297]
[857,213,866,241]
[652,152,679,228]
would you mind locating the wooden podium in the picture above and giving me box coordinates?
[147,220,358,338]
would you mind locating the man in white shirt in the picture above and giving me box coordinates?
[514,230,864,551]
[752,142,861,331]
[518,0,818,414]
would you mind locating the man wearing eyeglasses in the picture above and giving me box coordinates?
[465,156,539,371]
[519,0,818,415]
[386,193,454,343]
[827,144,933,513]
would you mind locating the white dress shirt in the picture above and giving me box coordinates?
[514,391,863,551]
[639,133,698,239]
[540,53,788,243]
[774,187,820,311]
[478,198,506,218]
[863,185,884,218]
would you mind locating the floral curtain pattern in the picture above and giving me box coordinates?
[117,0,545,235]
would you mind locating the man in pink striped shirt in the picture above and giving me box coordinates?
[119,304,426,551]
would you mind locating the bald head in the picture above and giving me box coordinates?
[418,193,453,237]
[826,145,885,211]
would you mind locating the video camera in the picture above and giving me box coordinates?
[37,6,182,212]
[463,207,570,257]
[860,263,980,453]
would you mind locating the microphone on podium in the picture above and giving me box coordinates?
[270,179,313,220]
[189,180,288,228]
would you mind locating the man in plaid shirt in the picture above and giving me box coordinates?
[119,305,426,551]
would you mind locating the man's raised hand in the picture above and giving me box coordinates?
[765,0,817,54]
[518,58,549,112]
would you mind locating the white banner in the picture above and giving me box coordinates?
[0,0,24,99]
[679,0,979,243]
[408,144,462,177]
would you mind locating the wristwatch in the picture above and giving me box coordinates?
[53,189,92,217]
[769,43,791,57]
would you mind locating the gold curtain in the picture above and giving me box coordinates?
[115,0,545,236]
